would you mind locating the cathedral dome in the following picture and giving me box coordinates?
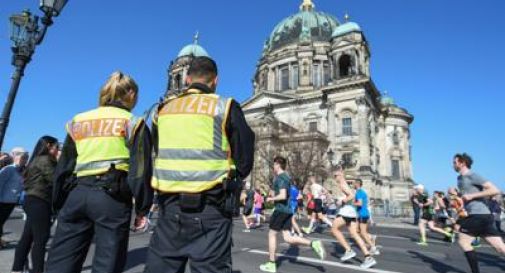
[332,22,361,38]
[266,0,339,52]
[177,44,209,58]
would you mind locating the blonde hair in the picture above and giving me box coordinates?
[99,71,138,110]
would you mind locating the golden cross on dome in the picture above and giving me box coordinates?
[344,13,350,22]
[300,0,315,11]
[193,31,199,45]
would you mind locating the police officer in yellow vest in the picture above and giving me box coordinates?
[45,72,154,273]
[144,56,255,273]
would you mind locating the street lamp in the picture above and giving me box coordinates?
[0,0,68,149]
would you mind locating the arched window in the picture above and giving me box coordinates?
[174,74,182,90]
[391,159,400,179]
[323,62,331,85]
[292,64,299,89]
[339,54,353,77]
[260,70,268,90]
[342,117,352,136]
[313,63,321,88]
[280,66,289,91]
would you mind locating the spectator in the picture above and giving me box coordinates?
[0,148,28,248]
[0,152,13,169]
[12,136,59,273]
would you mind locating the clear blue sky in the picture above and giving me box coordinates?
[1,0,504,191]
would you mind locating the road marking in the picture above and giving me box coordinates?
[243,248,403,273]
[306,233,492,248]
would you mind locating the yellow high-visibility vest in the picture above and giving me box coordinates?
[66,106,137,177]
[151,89,235,193]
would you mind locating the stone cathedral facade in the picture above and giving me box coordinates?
[167,0,415,204]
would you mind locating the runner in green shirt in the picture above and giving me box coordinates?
[412,184,454,245]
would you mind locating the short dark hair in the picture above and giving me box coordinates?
[355,179,363,186]
[187,56,218,83]
[454,153,473,169]
[273,156,287,170]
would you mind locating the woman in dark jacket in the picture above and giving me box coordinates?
[12,136,59,273]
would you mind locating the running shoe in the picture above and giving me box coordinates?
[259,261,277,272]
[360,256,377,269]
[311,240,326,260]
[471,238,481,248]
[242,229,251,233]
[450,233,456,243]
[416,240,428,246]
[370,246,380,256]
[302,227,312,234]
[340,249,357,262]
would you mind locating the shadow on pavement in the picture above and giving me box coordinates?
[124,247,149,271]
[277,245,325,272]
[408,250,466,273]
[476,251,505,271]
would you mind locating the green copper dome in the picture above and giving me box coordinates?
[332,22,361,38]
[266,1,339,51]
[177,44,209,58]
[380,95,395,106]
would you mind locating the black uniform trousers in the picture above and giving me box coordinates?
[46,180,132,273]
[144,197,232,273]
[0,202,16,238]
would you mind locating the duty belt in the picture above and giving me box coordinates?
[158,191,225,211]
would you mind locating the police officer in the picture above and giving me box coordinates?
[144,56,255,273]
[45,71,153,273]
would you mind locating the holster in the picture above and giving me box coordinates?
[100,164,132,204]
[179,193,203,211]
[222,173,243,217]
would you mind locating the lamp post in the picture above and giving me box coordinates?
[0,0,68,150]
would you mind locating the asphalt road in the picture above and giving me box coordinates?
[1,209,504,273]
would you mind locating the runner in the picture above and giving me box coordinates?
[253,186,265,227]
[289,183,303,237]
[303,175,333,234]
[434,191,452,241]
[412,184,454,245]
[453,153,505,273]
[447,187,467,235]
[353,179,380,255]
[330,167,377,269]
[306,191,315,221]
[241,183,255,232]
[259,156,325,273]
[296,188,304,220]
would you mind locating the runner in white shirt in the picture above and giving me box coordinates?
[303,176,333,234]
[331,167,377,269]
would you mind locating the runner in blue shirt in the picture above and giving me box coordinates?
[289,184,303,237]
[354,179,379,255]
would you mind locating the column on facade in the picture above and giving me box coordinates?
[358,46,366,75]
[268,66,275,91]
[377,116,387,176]
[369,118,376,170]
[401,127,412,180]
[327,102,336,147]
[333,53,341,80]
[357,99,371,167]
[182,67,188,87]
